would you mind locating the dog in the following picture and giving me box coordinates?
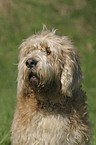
[11,27,90,145]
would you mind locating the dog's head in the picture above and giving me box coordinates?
[17,29,83,97]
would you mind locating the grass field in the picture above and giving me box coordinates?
[0,0,96,144]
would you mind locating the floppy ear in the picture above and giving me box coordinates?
[61,52,83,97]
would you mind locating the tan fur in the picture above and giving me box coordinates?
[11,27,90,145]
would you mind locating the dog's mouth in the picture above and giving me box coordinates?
[28,72,39,85]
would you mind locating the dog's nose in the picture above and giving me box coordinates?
[26,59,38,68]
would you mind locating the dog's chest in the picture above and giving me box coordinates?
[20,112,70,145]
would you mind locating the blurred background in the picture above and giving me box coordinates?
[0,0,96,144]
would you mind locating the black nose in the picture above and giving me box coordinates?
[26,59,38,68]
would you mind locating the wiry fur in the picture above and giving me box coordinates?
[11,28,90,145]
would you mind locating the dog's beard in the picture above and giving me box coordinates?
[28,72,39,87]
[27,69,40,90]
[25,70,58,94]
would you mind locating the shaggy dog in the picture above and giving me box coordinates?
[11,27,90,145]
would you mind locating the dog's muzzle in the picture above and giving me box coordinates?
[26,59,39,86]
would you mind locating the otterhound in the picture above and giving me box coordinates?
[11,27,90,145]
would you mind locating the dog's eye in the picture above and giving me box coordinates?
[46,47,51,55]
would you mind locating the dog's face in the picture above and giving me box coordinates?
[18,41,63,94]
[17,30,83,97]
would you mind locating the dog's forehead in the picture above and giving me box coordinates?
[19,30,74,59]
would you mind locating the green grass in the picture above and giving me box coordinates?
[0,0,96,144]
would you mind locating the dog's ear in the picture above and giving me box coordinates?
[61,51,83,97]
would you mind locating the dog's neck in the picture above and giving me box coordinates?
[37,95,72,114]
[21,86,72,113]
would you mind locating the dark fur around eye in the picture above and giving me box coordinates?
[46,47,51,55]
